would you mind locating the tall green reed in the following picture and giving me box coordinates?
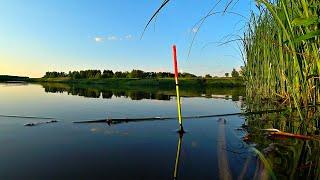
[243,0,320,119]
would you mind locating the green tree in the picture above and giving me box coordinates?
[231,68,239,77]
[146,72,157,78]
[180,72,197,78]
[94,70,101,79]
[129,69,145,78]
[102,70,114,78]
[69,71,81,79]
[205,74,212,78]
[156,72,174,78]
[225,73,229,77]
[114,71,124,78]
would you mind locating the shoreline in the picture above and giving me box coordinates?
[29,77,245,88]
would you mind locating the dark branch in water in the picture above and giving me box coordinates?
[24,120,59,127]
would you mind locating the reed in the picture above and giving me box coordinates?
[243,0,320,119]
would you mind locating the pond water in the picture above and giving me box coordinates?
[0,83,318,179]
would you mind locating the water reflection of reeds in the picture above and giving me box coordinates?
[242,104,320,179]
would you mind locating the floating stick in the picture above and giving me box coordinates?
[173,45,184,133]
[24,120,59,127]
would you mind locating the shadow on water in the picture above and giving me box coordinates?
[217,118,232,180]
[39,82,245,101]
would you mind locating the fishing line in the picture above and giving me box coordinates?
[0,114,55,120]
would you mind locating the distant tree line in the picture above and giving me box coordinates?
[204,68,241,78]
[223,68,241,78]
[0,75,29,82]
[43,68,243,79]
[43,69,198,79]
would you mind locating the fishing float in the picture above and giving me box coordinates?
[172,45,185,134]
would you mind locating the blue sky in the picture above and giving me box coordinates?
[0,0,254,77]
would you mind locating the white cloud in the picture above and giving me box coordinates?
[93,34,133,43]
[125,34,132,40]
[107,36,117,41]
[94,37,104,43]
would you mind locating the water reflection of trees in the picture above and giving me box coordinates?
[71,88,101,98]
[41,83,244,101]
[42,83,171,100]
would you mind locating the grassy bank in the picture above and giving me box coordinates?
[31,77,244,88]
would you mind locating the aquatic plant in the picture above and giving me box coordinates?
[243,0,320,118]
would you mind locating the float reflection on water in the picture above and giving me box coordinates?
[173,133,183,180]
[171,103,320,179]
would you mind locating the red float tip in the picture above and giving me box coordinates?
[172,45,179,83]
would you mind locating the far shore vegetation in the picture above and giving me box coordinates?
[41,69,241,79]
[0,69,244,88]
[37,69,244,88]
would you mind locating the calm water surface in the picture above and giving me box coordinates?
[0,83,318,179]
